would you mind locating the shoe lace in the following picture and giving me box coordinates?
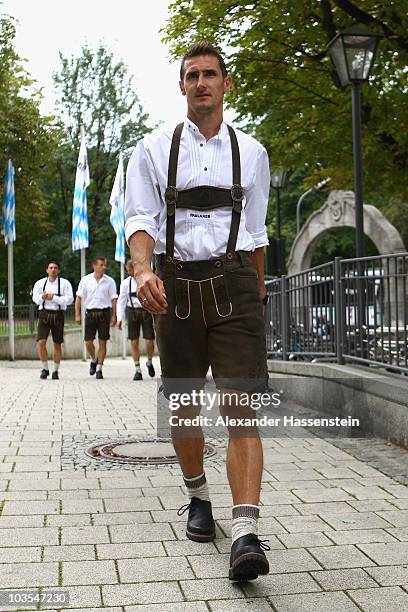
[177,502,191,516]
[256,537,271,551]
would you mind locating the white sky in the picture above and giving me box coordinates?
[1,0,235,129]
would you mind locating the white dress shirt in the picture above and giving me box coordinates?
[76,273,118,309]
[125,119,270,261]
[32,277,74,311]
[117,276,142,323]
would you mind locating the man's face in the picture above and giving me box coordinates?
[47,263,59,280]
[126,262,134,277]
[179,54,231,116]
[93,259,106,276]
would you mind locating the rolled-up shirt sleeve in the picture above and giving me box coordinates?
[244,146,270,249]
[76,278,85,299]
[52,280,74,308]
[116,280,127,323]
[109,279,118,301]
[125,139,162,244]
[32,280,44,306]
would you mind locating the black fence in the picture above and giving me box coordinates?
[0,304,76,336]
[266,252,408,374]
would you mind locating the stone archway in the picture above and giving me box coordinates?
[287,190,405,275]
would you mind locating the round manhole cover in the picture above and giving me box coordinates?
[86,438,216,465]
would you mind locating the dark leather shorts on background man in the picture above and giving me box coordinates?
[127,307,155,341]
[84,308,111,341]
[37,309,65,344]
[155,251,268,398]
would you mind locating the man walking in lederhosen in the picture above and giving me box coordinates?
[125,41,270,582]
[32,261,74,379]
[116,259,156,380]
[75,256,117,379]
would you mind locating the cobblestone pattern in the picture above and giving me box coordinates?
[0,359,407,612]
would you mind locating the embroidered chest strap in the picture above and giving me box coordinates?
[164,123,244,262]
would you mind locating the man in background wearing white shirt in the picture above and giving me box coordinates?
[125,42,271,582]
[32,261,74,379]
[116,259,156,380]
[75,256,118,380]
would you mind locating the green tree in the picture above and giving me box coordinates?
[0,10,59,302]
[163,0,408,254]
[47,43,154,281]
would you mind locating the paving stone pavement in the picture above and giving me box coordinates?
[0,359,408,612]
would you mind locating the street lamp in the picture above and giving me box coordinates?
[327,27,381,258]
[296,177,331,235]
[270,167,287,240]
[269,167,287,276]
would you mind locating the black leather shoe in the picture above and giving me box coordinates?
[40,369,49,379]
[51,371,59,380]
[229,534,270,581]
[89,361,97,376]
[95,370,103,379]
[133,371,143,381]
[147,362,155,377]
[177,497,216,542]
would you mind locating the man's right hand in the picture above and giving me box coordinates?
[136,270,167,315]
[116,321,122,330]
[75,313,81,324]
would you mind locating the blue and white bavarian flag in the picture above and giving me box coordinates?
[2,160,16,244]
[109,153,125,263]
[72,135,90,251]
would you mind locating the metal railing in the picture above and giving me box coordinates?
[0,304,76,336]
[266,252,408,374]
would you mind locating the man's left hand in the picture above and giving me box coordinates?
[110,315,117,327]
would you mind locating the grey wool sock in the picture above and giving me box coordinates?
[183,472,211,503]
[231,504,259,544]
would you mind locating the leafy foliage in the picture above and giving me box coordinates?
[0,11,59,301]
[163,0,408,258]
[46,44,154,281]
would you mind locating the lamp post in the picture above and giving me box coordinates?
[270,168,287,240]
[328,28,381,354]
[296,178,331,235]
[327,27,381,258]
[269,168,287,275]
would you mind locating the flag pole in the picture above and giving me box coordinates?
[72,125,90,361]
[2,159,16,361]
[120,261,126,358]
[8,241,15,361]
[109,151,126,360]
[81,248,86,360]
[79,125,87,361]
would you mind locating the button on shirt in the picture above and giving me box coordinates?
[117,276,141,323]
[32,277,74,311]
[76,273,118,309]
[125,119,270,261]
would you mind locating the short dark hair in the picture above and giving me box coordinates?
[92,256,107,265]
[180,41,228,80]
[47,261,60,269]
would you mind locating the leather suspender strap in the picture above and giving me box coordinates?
[226,125,243,257]
[42,277,62,310]
[165,123,184,261]
[42,279,47,309]
[128,277,134,308]
[57,276,61,310]
[164,123,244,261]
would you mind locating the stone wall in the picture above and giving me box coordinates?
[268,359,408,449]
[0,327,155,360]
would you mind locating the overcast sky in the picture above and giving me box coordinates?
[2,0,235,129]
